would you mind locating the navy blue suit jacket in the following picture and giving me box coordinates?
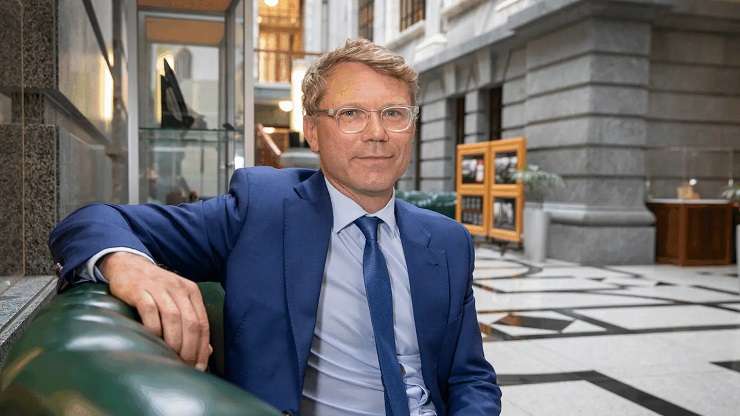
[49,167,502,415]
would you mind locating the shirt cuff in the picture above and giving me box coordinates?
[85,247,155,283]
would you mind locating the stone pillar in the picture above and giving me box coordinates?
[372,0,385,44]
[418,94,456,192]
[464,89,488,143]
[415,0,447,62]
[500,48,527,139]
[0,0,125,276]
[522,18,655,264]
[4,0,59,277]
[0,2,25,276]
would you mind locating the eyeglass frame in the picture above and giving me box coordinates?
[312,105,420,134]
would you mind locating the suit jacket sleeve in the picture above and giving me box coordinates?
[49,169,251,283]
[445,230,502,415]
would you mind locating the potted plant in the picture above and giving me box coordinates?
[721,183,740,280]
[511,164,565,263]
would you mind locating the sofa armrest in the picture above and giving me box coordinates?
[0,283,280,416]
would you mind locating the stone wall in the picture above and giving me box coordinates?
[395,0,740,264]
[0,2,24,276]
[0,0,127,276]
[646,20,740,200]
[408,78,457,192]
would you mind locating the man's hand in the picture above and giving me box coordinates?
[100,252,212,371]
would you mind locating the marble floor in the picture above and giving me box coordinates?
[474,246,740,416]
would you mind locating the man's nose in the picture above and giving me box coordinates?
[364,111,388,141]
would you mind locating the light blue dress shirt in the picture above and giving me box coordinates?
[78,179,437,416]
[299,179,436,416]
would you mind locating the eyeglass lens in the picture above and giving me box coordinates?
[336,107,413,133]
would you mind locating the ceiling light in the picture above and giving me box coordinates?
[264,0,279,7]
[278,100,294,112]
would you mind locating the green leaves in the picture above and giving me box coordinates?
[510,164,565,202]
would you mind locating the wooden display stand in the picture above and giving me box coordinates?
[647,199,733,266]
[455,143,490,236]
[456,138,526,242]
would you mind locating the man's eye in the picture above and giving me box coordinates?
[384,109,405,119]
[339,109,359,119]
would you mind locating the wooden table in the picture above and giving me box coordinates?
[647,199,733,266]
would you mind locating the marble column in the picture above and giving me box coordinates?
[522,18,655,264]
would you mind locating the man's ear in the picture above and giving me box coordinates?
[303,115,320,153]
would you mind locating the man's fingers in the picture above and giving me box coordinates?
[187,286,211,371]
[136,291,162,337]
[168,287,201,365]
[102,254,211,369]
[156,291,184,355]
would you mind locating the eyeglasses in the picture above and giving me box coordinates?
[314,105,419,134]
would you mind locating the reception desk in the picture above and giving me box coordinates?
[647,199,733,266]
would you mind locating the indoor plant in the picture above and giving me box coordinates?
[511,164,564,263]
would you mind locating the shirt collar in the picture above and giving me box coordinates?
[324,177,399,238]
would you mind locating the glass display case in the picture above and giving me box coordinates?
[645,146,737,266]
[139,128,243,203]
[645,146,736,202]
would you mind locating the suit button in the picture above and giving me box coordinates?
[282,411,294,416]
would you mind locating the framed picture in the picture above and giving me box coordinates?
[456,142,490,192]
[461,154,485,185]
[493,151,518,185]
[491,137,526,189]
[488,190,523,241]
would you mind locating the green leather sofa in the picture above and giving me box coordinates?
[0,282,281,415]
[396,191,456,219]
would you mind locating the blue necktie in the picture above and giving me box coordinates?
[354,216,410,416]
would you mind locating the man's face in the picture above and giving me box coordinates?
[303,62,415,203]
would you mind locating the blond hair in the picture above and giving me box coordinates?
[301,38,418,115]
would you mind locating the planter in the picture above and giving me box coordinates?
[524,202,550,263]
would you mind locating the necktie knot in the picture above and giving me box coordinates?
[354,215,382,241]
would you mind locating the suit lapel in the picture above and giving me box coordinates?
[283,171,333,387]
[396,201,450,371]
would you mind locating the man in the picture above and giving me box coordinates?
[49,39,501,416]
